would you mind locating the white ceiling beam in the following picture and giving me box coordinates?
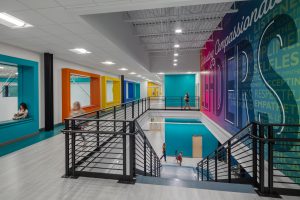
[124,9,238,23]
[144,39,213,45]
[136,27,222,37]
[148,47,206,52]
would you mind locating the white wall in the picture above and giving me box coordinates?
[140,81,148,98]
[0,42,120,128]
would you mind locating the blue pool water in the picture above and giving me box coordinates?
[165,118,219,158]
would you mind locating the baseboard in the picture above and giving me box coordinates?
[0,131,39,147]
[0,122,64,147]
[38,122,64,132]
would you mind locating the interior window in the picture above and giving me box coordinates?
[0,64,18,122]
[106,80,114,102]
[70,74,91,107]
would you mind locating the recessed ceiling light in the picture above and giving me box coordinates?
[157,72,165,75]
[173,63,177,66]
[129,72,136,75]
[187,72,193,74]
[0,12,33,29]
[137,75,142,77]
[118,68,128,71]
[15,72,18,75]
[174,59,178,62]
[69,48,91,54]
[175,29,182,34]
[101,60,115,65]
[174,53,179,57]
[0,66,4,69]
[174,44,180,48]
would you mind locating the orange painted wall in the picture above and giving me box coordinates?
[61,68,101,121]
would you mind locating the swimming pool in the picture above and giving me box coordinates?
[165,118,219,158]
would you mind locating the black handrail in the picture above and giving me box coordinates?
[197,122,300,197]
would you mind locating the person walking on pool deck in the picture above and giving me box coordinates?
[160,143,167,162]
[177,152,183,166]
[183,92,191,110]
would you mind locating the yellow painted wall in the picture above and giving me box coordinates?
[101,76,121,108]
[147,82,162,97]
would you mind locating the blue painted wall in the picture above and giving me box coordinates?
[164,74,195,106]
[0,54,39,144]
[123,80,140,102]
[165,118,218,158]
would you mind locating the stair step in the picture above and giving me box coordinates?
[136,176,255,194]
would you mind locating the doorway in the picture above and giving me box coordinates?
[192,135,202,158]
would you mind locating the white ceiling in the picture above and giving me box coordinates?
[0,0,239,82]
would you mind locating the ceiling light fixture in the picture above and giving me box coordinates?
[137,75,142,77]
[129,72,136,75]
[175,28,182,34]
[118,68,128,71]
[174,59,178,62]
[0,66,4,69]
[174,53,179,57]
[173,63,177,66]
[174,44,180,48]
[187,72,193,74]
[157,72,164,75]
[0,12,33,28]
[101,60,115,65]
[69,48,91,54]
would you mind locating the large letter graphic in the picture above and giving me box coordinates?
[258,14,299,148]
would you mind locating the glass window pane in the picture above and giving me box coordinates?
[106,80,114,102]
[70,74,91,107]
[0,64,18,122]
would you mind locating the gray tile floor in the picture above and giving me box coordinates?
[0,133,298,200]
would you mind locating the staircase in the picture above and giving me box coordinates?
[196,122,300,197]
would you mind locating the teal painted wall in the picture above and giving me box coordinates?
[0,54,39,144]
[164,74,196,106]
[135,83,140,99]
[165,118,218,158]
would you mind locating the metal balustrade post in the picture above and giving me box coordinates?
[96,111,100,147]
[268,125,274,195]
[252,123,258,186]
[64,119,70,177]
[138,100,140,117]
[122,121,127,178]
[259,125,265,194]
[144,136,147,176]
[154,156,157,176]
[164,97,167,110]
[142,98,144,113]
[150,151,153,176]
[129,121,136,180]
[71,120,76,178]
[215,150,218,182]
[227,140,231,183]
[113,106,116,132]
[207,158,209,181]
[201,161,204,181]
[197,163,200,181]
[132,101,135,119]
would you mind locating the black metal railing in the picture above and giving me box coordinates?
[135,122,160,177]
[149,96,200,110]
[62,97,169,182]
[197,122,300,196]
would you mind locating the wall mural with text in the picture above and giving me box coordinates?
[201,0,300,135]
